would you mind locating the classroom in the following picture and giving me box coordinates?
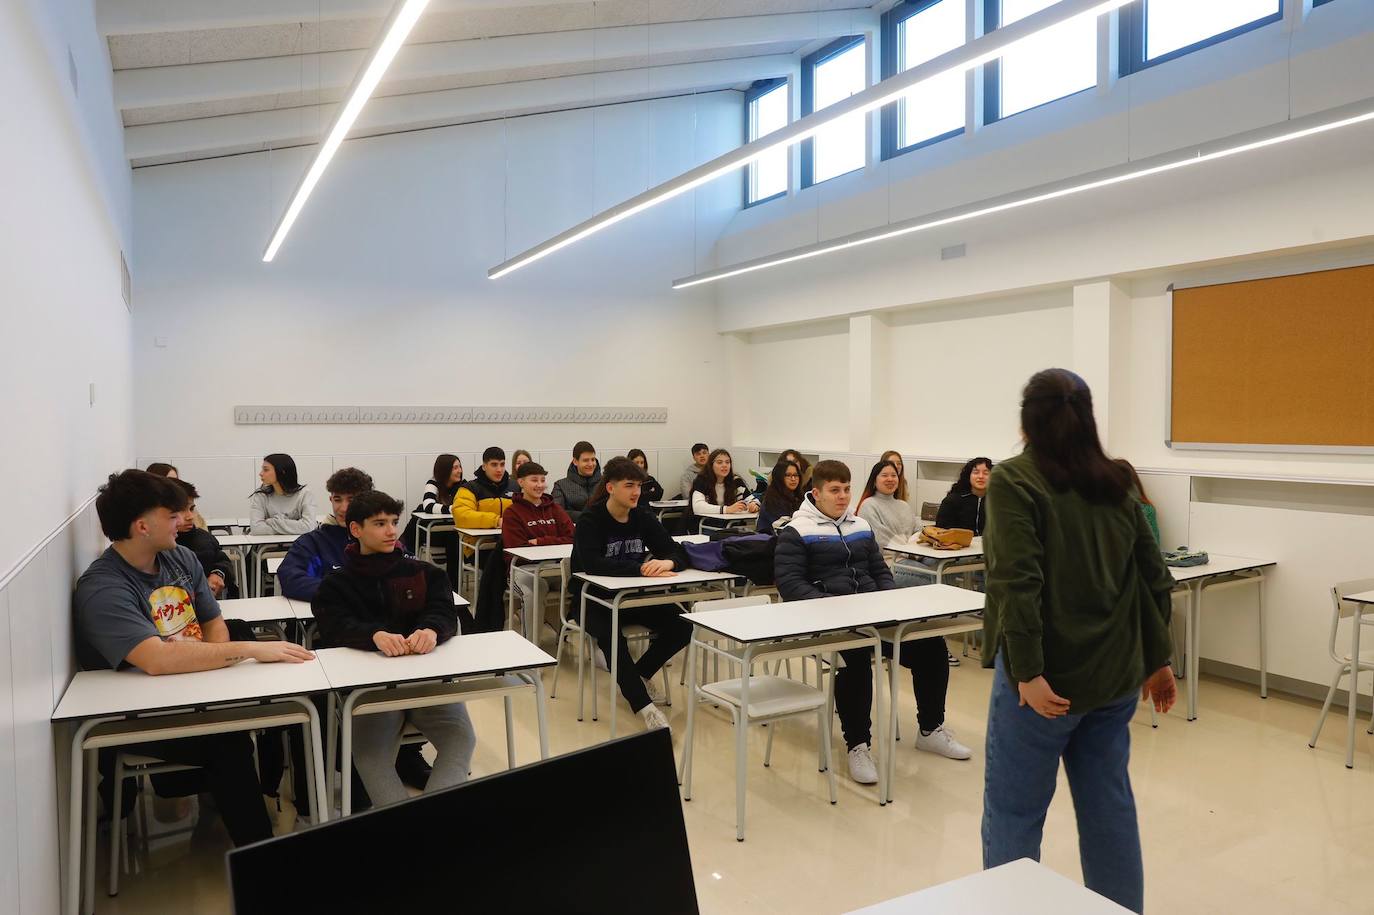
[4,0,1374,912]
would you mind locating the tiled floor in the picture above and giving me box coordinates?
[93,645,1374,914]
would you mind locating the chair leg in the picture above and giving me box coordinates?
[764,721,776,768]
[1310,663,1346,748]
[734,708,747,842]
[821,706,837,804]
[109,755,126,897]
[504,696,516,769]
[550,624,570,699]
[660,666,673,708]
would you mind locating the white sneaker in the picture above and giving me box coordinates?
[642,676,667,705]
[915,725,972,760]
[640,703,670,732]
[947,648,961,667]
[847,743,879,785]
[594,647,610,671]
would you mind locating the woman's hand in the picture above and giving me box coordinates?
[1141,666,1177,715]
[1017,676,1071,718]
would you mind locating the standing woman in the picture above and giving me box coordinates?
[248,453,318,535]
[756,460,803,535]
[981,368,1176,913]
[627,449,665,504]
[879,450,910,502]
[937,457,994,533]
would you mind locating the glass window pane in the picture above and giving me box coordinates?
[749,85,788,203]
[999,0,1096,118]
[812,42,867,183]
[1145,0,1280,60]
[897,0,965,149]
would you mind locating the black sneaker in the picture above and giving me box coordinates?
[947,648,960,667]
[395,744,432,790]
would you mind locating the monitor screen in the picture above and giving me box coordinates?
[227,728,698,914]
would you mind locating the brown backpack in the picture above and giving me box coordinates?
[917,526,974,550]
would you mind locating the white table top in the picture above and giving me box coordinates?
[846,859,1128,914]
[205,517,249,528]
[506,533,708,564]
[412,512,453,521]
[886,536,985,561]
[649,499,689,509]
[455,527,502,537]
[1168,554,1275,583]
[290,591,468,620]
[53,658,331,721]
[219,596,298,624]
[685,584,985,644]
[1346,589,1374,605]
[313,630,556,690]
[219,532,303,548]
[575,568,741,592]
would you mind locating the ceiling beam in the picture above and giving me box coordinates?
[125,54,793,165]
[113,12,849,110]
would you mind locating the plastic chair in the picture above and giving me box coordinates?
[1309,578,1374,768]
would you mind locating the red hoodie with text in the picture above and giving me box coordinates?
[502,493,576,567]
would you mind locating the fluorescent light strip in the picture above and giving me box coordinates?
[262,0,431,263]
[488,0,1134,279]
[670,103,1374,289]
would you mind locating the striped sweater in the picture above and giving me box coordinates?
[417,479,455,515]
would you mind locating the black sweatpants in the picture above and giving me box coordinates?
[581,600,692,714]
[834,636,950,750]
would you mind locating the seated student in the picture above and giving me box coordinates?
[74,470,313,845]
[313,491,476,808]
[147,462,209,530]
[678,443,709,499]
[879,450,911,503]
[1116,459,1160,544]
[690,448,760,519]
[855,460,972,760]
[170,479,236,598]
[627,449,665,504]
[552,441,602,523]
[249,453,318,535]
[756,460,803,535]
[510,450,532,482]
[411,453,464,586]
[277,467,432,798]
[571,456,692,732]
[502,461,575,638]
[936,457,994,534]
[452,447,512,531]
[778,450,813,489]
[774,460,898,785]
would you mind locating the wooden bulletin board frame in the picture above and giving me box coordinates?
[1166,263,1374,455]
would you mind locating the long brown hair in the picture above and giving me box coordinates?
[693,448,743,506]
[432,453,461,502]
[1021,369,1129,504]
[763,460,804,516]
[1115,458,1151,505]
[878,450,909,501]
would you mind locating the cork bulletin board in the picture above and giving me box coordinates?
[1169,263,1374,452]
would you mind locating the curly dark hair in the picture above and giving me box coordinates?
[326,467,374,496]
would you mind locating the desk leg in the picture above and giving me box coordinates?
[291,697,328,824]
[326,692,338,812]
[1257,574,1268,699]
[66,719,102,915]
[609,594,622,739]
[886,627,904,804]
[1187,582,1201,721]
[341,693,356,817]
[531,670,550,759]
[680,633,699,794]
[577,591,588,723]
[873,636,886,807]
[506,567,517,635]
[83,746,98,915]
[1348,606,1363,769]
[504,696,516,769]
[735,649,751,841]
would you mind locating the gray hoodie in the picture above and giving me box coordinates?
[856,492,917,550]
[248,486,319,535]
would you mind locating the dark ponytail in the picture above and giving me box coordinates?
[1019,369,1128,505]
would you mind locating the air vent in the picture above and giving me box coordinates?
[940,243,966,260]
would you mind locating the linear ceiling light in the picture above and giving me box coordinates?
[488,0,1135,280]
[262,0,431,263]
[669,101,1374,289]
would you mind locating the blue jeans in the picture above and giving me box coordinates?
[981,654,1144,913]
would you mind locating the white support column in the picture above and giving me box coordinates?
[847,314,889,454]
[724,332,751,446]
[1072,280,1130,450]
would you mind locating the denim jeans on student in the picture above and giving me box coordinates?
[981,653,1144,913]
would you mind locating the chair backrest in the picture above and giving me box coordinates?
[920,502,939,522]
[691,595,770,613]
[1327,578,1374,655]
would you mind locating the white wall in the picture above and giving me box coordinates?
[130,92,744,510]
[1,3,135,910]
[730,320,851,452]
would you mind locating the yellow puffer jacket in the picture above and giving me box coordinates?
[451,476,513,555]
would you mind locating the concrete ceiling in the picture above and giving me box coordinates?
[98,0,876,166]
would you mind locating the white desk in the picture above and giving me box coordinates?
[696,511,760,536]
[575,568,740,737]
[455,526,502,603]
[1169,554,1275,721]
[410,511,457,563]
[682,584,985,811]
[314,631,556,814]
[219,596,297,626]
[846,858,1129,914]
[205,517,249,535]
[53,660,331,915]
[1342,589,1374,768]
[885,537,986,583]
[649,499,689,524]
[220,532,303,597]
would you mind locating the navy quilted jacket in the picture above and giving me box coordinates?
[774,494,894,601]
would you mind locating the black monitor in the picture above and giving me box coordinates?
[227,728,698,914]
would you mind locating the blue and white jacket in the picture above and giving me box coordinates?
[774,493,894,601]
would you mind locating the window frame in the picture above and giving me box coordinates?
[981,0,1098,125]
[1118,0,1284,76]
[743,77,790,209]
[880,0,967,161]
[800,35,868,189]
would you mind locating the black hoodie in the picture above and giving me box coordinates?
[936,490,986,534]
